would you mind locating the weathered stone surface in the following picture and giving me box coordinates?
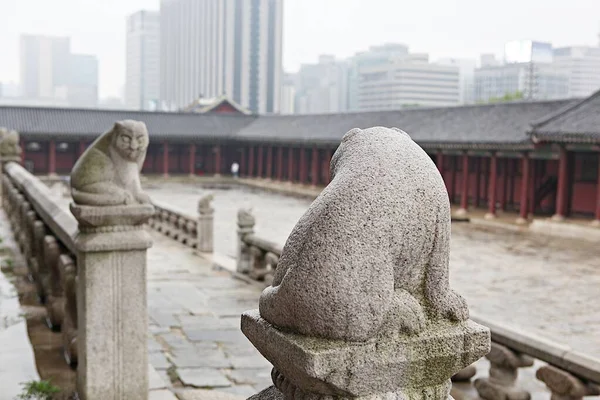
[178,389,245,400]
[536,365,600,399]
[474,342,534,400]
[259,127,469,342]
[236,209,255,273]
[242,310,489,399]
[0,128,22,163]
[178,368,232,388]
[70,121,154,400]
[70,120,151,206]
[198,194,214,252]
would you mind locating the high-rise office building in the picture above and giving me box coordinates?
[126,10,160,110]
[160,0,283,114]
[19,34,98,107]
[346,44,460,111]
[437,58,476,104]
[553,46,600,98]
[294,55,349,114]
[20,35,70,100]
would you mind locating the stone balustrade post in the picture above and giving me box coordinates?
[474,342,534,400]
[236,209,255,273]
[536,366,600,400]
[242,127,490,400]
[69,120,154,400]
[0,128,23,202]
[197,194,214,253]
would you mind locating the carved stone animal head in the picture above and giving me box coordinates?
[111,120,149,162]
[0,129,22,157]
[237,208,255,227]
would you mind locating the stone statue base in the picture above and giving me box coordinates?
[241,310,489,400]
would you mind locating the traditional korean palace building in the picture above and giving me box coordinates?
[1,91,599,223]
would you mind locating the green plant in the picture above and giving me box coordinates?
[16,380,60,400]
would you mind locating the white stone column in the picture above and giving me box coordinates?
[72,204,154,400]
[197,194,214,253]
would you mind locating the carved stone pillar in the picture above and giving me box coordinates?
[474,342,534,400]
[197,194,214,253]
[69,120,154,400]
[0,128,23,202]
[236,209,255,273]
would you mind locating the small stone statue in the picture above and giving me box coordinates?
[198,194,214,213]
[0,129,22,159]
[70,120,151,206]
[259,127,469,342]
[237,208,255,227]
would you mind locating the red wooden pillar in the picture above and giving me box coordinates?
[48,140,56,175]
[299,147,307,184]
[257,146,264,178]
[594,153,600,223]
[553,147,569,220]
[78,140,86,158]
[214,145,222,175]
[474,157,481,207]
[288,147,295,182]
[486,153,498,218]
[248,146,255,177]
[240,147,246,177]
[276,146,283,181]
[458,153,469,213]
[500,158,508,211]
[517,153,530,223]
[450,156,457,203]
[311,147,319,186]
[162,141,169,177]
[189,144,196,175]
[436,151,444,173]
[266,146,273,179]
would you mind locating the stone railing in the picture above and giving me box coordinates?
[235,209,281,284]
[1,122,154,400]
[470,313,600,400]
[235,209,600,399]
[2,162,79,365]
[148,194,214,253]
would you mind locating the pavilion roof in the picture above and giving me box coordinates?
[530,90,600,144]
[0,99,577,148]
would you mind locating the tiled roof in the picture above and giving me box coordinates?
[530,90,600,144]
[0,99,577,147]
[0,106,256,140]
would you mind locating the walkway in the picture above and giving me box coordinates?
[147,231,269,399]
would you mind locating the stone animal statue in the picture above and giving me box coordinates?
[237,208,255,226]
[259,127,469,342]
[0,129,22,158]
[198,194,214,213]
[70,120,151,206]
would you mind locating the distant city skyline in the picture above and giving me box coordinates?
[0,0,599,99]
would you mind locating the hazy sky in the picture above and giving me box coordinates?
[1,0,599,98]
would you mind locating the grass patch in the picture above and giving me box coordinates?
[16,379,60,400]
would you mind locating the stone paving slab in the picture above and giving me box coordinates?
[178,368,232,388]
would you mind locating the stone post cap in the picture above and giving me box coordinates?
[70,203,155,252]
[198,194,215,215]
[242,309,490,398]
[0,128,22,162]
[237,208,255,228]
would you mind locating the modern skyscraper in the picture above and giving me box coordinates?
[160,0,283,114]
[437,58,476,104]
[20,35,70,100]
[294,55,349,114]
[19,34,99,107]
[126,10,160,110]
[347,44,460,111]
[553,46,600,98]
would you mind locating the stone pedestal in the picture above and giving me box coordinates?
[236,210,255,273]
[71,203,154,400]
[197,195,214,253]
[242,310,490,400]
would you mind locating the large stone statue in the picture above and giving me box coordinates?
[0,128,22,160]
[259,127,468,342]
[70,120,151,206]
[243,126,489,400]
